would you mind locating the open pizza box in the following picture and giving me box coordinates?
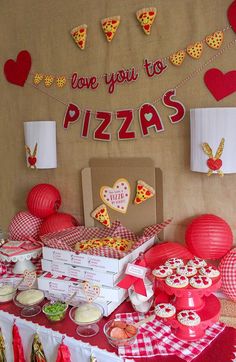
[81,158,163,234]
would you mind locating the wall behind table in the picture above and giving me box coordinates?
[0,0,236,243]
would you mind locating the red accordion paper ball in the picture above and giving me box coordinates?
[27,184,61,218]
[8,211,43,240]
[144,242,193,270]
[219,248,236,301]
[185,214,233,260]
[39,212,79,236]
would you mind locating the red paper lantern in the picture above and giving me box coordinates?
[219,248,236,301]
[39,212,79,236]
[185,214,233,260]
[8,211,43,241]
[144,241,193,270]
[27,184,61,218]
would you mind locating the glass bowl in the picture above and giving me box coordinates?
[0,284,16,304]
[42,301,68,323]
[69,302,103,337]
[14,289,45,317]
[103,319,139,348]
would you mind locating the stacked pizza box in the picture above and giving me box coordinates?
[38,235,156,316]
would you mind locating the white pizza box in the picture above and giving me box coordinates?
[42,235,155,273]
[41,259,123,288]
[43,290,128,317]
[38,272,127,302]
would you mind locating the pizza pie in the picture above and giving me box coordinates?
[91,204,111,227]
[74,236,133,252]
[101,16,120,42]
[134,180,155,205]
[71,24,87,50]
[136,7,157,35]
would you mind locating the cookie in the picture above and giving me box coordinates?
[165,274,189,288]
[187,257,207,268]
[152,265,173,278]
[176,265,197,277]
[155,303,176,318]
[205,31,224,49]
[169,50,186,66]
[165,258,184,269]
[177,310,201,326]
[199,265,220,278]
[186,42,203,59]
[189,275,212,289]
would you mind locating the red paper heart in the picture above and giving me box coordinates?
[228,0,236,33]
[4,50,31,87]
[28,156,37,166]
[204,68,236,101]
[207,158,222,171]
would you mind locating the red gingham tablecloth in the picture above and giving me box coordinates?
[115,310,225,362]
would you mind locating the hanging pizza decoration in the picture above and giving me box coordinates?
[101,16,120,42]
[136,7,157,35]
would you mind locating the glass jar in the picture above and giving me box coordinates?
[128,277,154,313]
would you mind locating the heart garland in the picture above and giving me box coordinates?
[4,50,31,87]
[204,68,236,101]
[228,0,236,33]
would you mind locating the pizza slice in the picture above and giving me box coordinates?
[101,16,120,42]
[136,7,157,35]
[106,237,133,252]
[91,204,111,227]
[71,24,87,50]
[134,180,155,205]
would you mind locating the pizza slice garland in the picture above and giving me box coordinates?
[136,7,157,35]
[91,204,111,227]
[101,16,120,42]
[134,180,155,204]
[71,24,87,50]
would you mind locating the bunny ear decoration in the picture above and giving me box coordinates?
[32,142,38,157]
[215,138,225,159]
[202,142,213,157]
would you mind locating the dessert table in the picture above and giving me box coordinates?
[0,299,235,362]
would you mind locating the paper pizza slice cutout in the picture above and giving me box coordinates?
[134,180,155,205]
[91,204,111,227]
[101,16,120,42]
[136,7,157,35]
[71,24,87,50]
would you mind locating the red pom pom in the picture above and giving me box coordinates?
[219,248,236,301]
[8,211,43,240]
[185,214,233,260]
[144,241,193,270]
[39,212,79,236]
[27,184,61,218]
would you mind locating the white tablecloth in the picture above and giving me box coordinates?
[0,310,132,362]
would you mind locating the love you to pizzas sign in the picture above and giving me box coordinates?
[100,178,130,213]
[63,89,185,141]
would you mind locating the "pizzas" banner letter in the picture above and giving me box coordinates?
[139,103,164,136]
[162,89,185,124]
[63,103,80,129]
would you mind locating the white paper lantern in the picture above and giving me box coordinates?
[24,121,57,169]
[190,108,236,174]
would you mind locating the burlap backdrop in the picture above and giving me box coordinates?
[0,0,236,243]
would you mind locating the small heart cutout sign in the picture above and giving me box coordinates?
[23,270,37,288]
[4,50,32,87]
[204,68,236,101]
[100,178,130,213]
[83,281,100,303]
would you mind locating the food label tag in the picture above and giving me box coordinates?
[125,263,147,279]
